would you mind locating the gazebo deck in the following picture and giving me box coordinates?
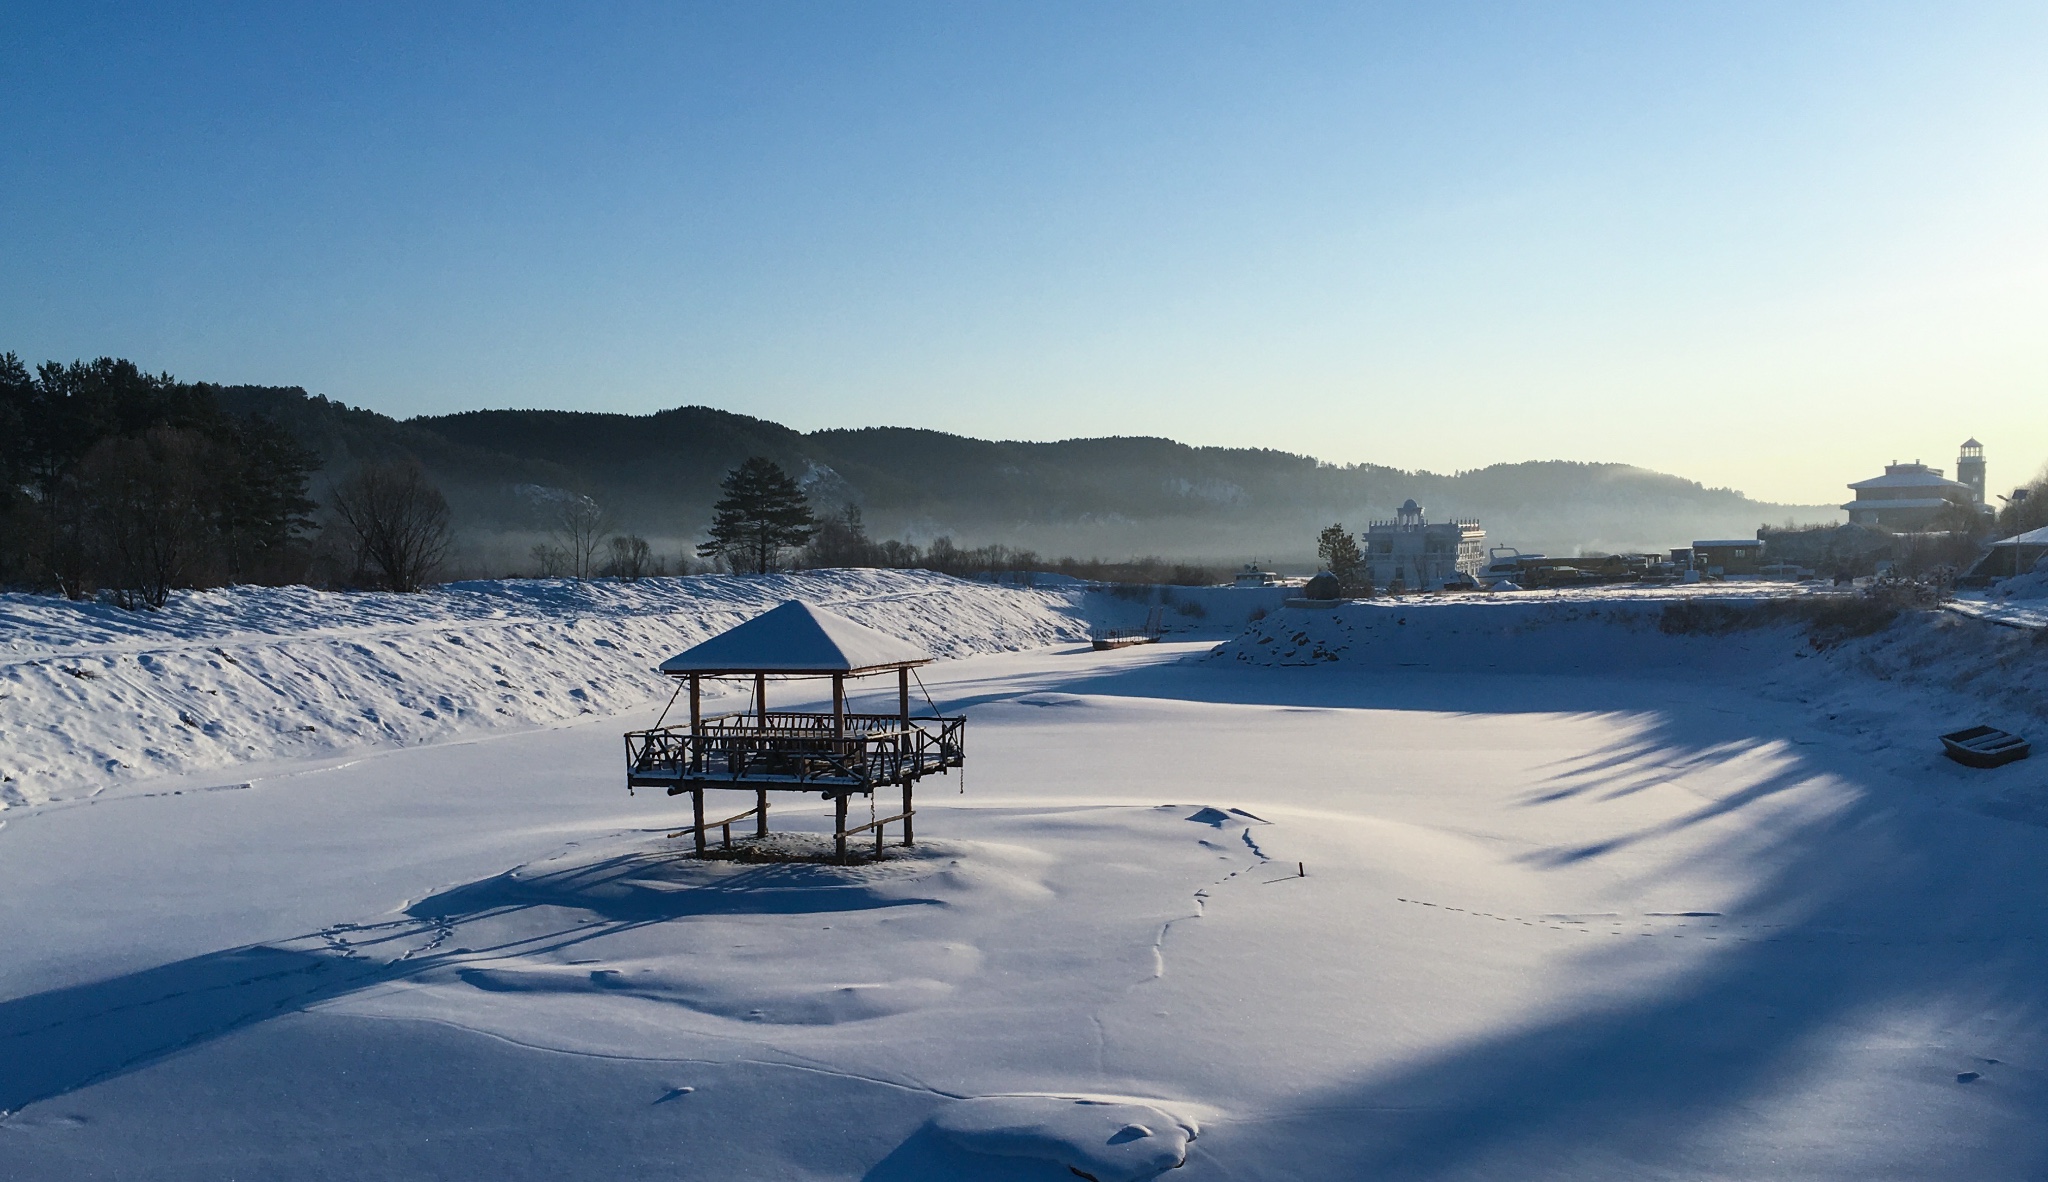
[628,599,965,862]
[624,710,965,794]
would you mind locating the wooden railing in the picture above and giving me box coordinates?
[624,712,965,793]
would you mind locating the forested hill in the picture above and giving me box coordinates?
[244,395,1831,566]
[190,388,1837,565]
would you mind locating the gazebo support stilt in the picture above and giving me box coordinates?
[899,667,913,845]
[692,787,707,857]
[834,794,848,864]
[756,787,768,838]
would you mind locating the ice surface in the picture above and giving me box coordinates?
[5,586,2048,1179]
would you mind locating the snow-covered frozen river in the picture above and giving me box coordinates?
[5,628,2047,1180]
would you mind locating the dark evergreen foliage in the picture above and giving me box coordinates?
[697,458,817,574]
[0,354,318,601]
[1316,523,1366,590]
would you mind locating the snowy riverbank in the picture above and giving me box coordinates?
[0,571,1092,807]
[7,575,2041,811]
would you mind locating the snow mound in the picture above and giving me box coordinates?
[0,569,1087,806]
[384,834,1054,1028]
[1991,555,2048,602]
[929,1094,1205,1182]
[1210,597,1795,673]
[451,959,962,1024]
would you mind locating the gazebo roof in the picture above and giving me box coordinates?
[658,600,931,676]
[1989,525,2048,548]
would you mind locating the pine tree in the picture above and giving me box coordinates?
[698,457,817,574]
[1317,523,1367,591]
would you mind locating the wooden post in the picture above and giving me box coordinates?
[688,674,700,772]
[834,793,848,864]
[832,673,845,739]
[692,787,706,857]
[756,786,768,838]
[898,666,912,844]
[755,673,766,726]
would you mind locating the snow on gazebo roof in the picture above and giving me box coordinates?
[1989,526,2048,549]
[658,600,931,676]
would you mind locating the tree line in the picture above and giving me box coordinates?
[0,355,322,606]
[0,353,470,602]
[0,358,1219,608]
[694,456,1218,584]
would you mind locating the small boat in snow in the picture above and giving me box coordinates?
[1940,725,2031,769]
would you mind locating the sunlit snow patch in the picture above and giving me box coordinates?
[930,1094,1206,1182]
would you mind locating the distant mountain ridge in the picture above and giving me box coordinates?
[216,388,1838,569]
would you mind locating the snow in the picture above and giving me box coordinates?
[4,579,2048,1179]
[929,1094,1205,1181]
[1950,555,2048,630]
[657,598,933,673]
[0,570,1088,807]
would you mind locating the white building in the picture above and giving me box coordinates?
[1362,500,1485,590]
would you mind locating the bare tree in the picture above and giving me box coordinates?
[546,496,612,578]
[529,542,568,577]
[602,534,652,580]
[328,461,453,592]
[803,503,873,568]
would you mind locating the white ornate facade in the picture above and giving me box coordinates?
[1362,500,1485,590]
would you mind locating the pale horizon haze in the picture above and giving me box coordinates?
[5,2,2046,507]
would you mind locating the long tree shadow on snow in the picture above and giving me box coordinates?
[0,853,933,1115]
[1010,652,2048,1177]
[1215,783,2048,1178]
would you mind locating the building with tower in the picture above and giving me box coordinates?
[1841,455,1978,532]
[1361,499,1486,589]
[1957,439,1987,506]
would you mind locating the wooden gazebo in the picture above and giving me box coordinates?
[623,600,965,862]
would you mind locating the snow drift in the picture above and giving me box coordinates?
[0,570,1088,807]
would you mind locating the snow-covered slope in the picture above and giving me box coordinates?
[0,571,1087,807]
[1213,592,2044,707]
[1209,595,1791,673]
[1213,592,2048,817]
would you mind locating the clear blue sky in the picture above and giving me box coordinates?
[5,2,2045,506]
